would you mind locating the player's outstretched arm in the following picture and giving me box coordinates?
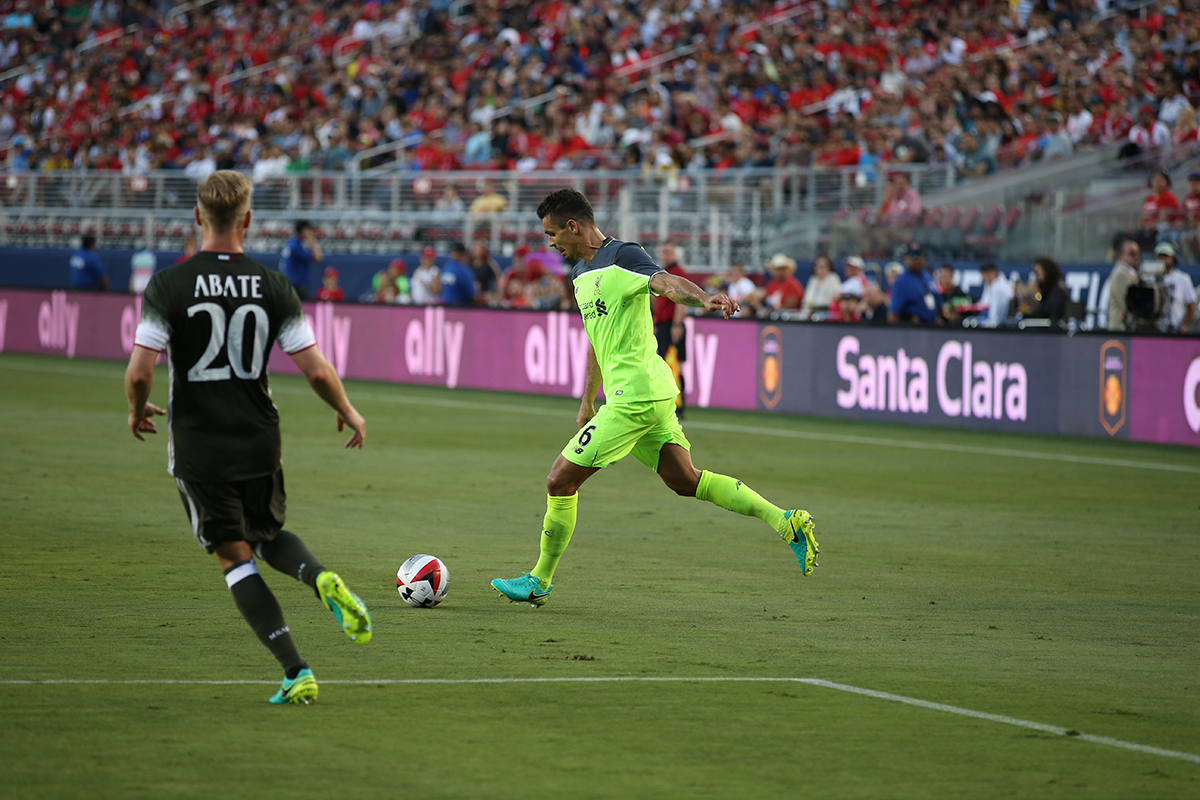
[649,271,740,318]
[124,345,166,440]
[577,341,602,429]
[290,345,366,449]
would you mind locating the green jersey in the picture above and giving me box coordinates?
[134,251,316,482]
[570,237,678,404]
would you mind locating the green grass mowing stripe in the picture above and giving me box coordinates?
[5,354,1197,475]
[4,675,1199,765]
[272,385,1200,475]
[4,353,1197,475]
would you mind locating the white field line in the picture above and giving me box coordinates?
[1,675,1196,764]
[4,357,1199,475]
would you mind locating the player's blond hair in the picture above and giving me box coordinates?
[197,171,252,234]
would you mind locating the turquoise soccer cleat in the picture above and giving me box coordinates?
[316,571,372,644]
[491,572,553,606]
[268,668,318,705]
[779,509,819,576]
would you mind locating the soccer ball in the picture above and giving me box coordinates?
[396,554,450,608]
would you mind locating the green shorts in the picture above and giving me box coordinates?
[561,398,690,471]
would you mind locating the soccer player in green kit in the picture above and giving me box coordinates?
[491,189,818,606]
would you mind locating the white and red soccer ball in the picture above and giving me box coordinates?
[396,554,450,608]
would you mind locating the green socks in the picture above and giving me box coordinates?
[531,493,578,586]
[526,475,784,588]
[696,470,785,530]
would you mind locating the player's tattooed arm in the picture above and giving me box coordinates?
[577,342,602,429]
[124,345,166,441]
[649,271,740,319]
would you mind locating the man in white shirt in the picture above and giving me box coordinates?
[1155,242,1196,333]
[410,245,442,305]
[1065,98,1094,145]
[840,255,869,297]
[977,262,1013,328]
[722,262,758,317]
[1127,107,1170,156]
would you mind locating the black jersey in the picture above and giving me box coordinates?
[134,251,316,482]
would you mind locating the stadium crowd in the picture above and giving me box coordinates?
[4,0,1200,182]
[68,206,1194,334]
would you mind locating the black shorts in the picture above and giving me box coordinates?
[175,470,287,553]
[654,320,687,361]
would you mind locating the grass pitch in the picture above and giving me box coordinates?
[1,351,1198,799]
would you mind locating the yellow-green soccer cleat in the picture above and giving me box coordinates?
[269,668,318,705]
[491,572,553,606]
[316,571,372,644]
[779,509,819,576]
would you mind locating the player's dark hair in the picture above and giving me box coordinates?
[81,234,96,249]
[295,220,312,234]
[537,188,595,227]
[979,261,998,273]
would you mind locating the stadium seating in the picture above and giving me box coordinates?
[1,0,1191,187]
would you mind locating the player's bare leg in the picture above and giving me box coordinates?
[655,443,702,496]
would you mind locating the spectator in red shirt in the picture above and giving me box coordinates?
[1122,106,1171,164]
[759,253,805,314]
[869,171,922,255]
[1141,169,1180,233]
[1090,97,1134,145]
[499,245,545,309]
[173,236,199,266]
[315,267,345,302]
[652,243,692,418]
[1182,171,1200,223]
[1171,105,1199,147]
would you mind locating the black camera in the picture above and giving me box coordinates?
[1126,280,1166,331]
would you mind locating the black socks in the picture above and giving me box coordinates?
[223,559,305,675]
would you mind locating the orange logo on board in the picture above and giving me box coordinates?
[1099,340,1127,436]
[759,325,782,409]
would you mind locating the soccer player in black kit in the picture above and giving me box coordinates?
[125,171,371,705]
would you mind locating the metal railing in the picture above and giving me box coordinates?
[0,163,954,215]
[0,163,959,268]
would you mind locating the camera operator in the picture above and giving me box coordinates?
[1124,242,1170,333]
[1155,242,1197,333]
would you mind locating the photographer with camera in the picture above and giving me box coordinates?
[1113,238,1171,334]
[1155,242,1197,333]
